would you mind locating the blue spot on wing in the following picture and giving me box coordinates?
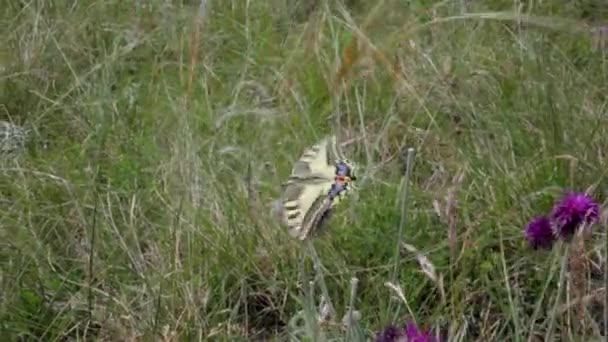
[335,161,356,179]
[335,162,351,177]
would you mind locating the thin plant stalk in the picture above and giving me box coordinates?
[298,247,319,340]
[388,148,416,319]
[186,0,209,103]
[604,217,607,338]
[345,277,359,341]
[306,240,335,319]
[391,147,416,284]
[545,242,569,341]
[87,123,108,331]
[498,223,522,341]
[87,191,98,330]
[526,245,562,341]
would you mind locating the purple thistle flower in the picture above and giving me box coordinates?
[375,324,402,342]
[524,216,555,250]
[375,322,437,342]
[404,322,437,342]
[551,192,599,239]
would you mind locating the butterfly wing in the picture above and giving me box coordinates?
[285,136,337,183]
[281,136,338,240]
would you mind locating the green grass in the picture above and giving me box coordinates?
[2,0,607,341]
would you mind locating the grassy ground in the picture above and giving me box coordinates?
[1,0,607,341]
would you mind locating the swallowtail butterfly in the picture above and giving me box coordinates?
[280,136,357,240]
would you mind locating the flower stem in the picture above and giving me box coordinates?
[391,148,416,284]
[545,242,569,341]
[306,240,335,319]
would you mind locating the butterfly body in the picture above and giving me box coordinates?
[327,161,356,201]
[280,136,357,240]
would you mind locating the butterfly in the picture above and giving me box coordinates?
[280,135,357,240]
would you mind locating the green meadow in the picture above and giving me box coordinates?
[1,1,607,341]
